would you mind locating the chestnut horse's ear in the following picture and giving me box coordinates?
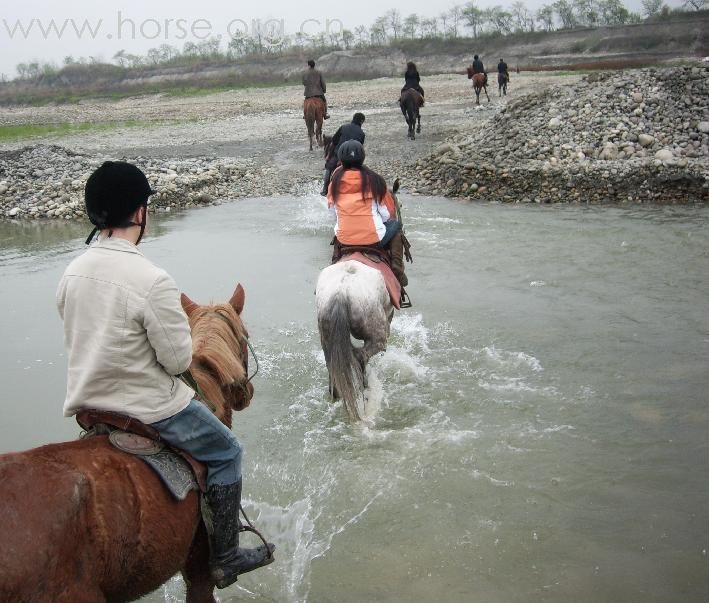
[229,284,245,315]
[181,293,199,318]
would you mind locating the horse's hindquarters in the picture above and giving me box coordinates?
[0,439,200,601]
[316,262,393,420]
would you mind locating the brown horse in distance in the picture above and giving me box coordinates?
[472,72,490,105]
[0,284,257,603]
[304,96,325,151]
[400,88,423,140]
[467,66,490,105]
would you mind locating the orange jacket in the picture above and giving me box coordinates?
[327,169,397,245]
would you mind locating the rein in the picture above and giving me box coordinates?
[179,310,259,413]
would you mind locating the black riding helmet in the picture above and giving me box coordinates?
[84,161,156,245]
[337,140,365,168]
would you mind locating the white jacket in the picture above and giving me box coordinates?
[57,237,194,424]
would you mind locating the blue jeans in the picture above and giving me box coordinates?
[379,220,401,248]
[151,399,242,487]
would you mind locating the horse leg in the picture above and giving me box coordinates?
[475,90,480,105]
[416,114,421,134]
[485,86,490,102]
[183,528,217,603]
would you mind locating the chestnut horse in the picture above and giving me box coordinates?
[0,284,257,603]
[304,96,325,151]
[472,73,490,105]
[400,88,423,140]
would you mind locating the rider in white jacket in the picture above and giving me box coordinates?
[57,161,274,589]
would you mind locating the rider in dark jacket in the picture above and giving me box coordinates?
[401,61,424,98]
[472,55,485,74]
[321,113,366,196]
[497,58,509,77]
[471,54,487,86]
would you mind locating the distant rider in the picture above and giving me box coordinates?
[321,112,366,196]
[401,61,425,100]
[303,59,330,120]
[472,54,487,85]
[326,140,408,288]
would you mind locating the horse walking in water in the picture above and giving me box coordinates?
[316,259,394,421]
[0,284,259,603]
[304,97,325,151]
[498,72,508,97]
[400,88,423,140]
[472,72,490,105]
[316,181,407,422]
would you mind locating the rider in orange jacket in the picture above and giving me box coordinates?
[327,140,407,286]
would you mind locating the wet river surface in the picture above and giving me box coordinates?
[1,195,708,602]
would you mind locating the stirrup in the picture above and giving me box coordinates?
[400,288,412,309]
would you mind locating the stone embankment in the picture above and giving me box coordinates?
[408,66,708,204]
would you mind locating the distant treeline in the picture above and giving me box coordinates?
[9,1,707,81]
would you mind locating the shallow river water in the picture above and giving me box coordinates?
[1,195,708,603]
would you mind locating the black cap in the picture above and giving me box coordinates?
[338,140,365,167]
[85,161,155,230]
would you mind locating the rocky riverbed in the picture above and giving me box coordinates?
[0,67,707,220]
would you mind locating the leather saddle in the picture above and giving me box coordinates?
[76,409,207,495]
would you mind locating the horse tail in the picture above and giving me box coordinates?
[320,292,363,421]
[401,92,417,127]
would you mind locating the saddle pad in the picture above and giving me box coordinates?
[340,252,401,309]
[141,450,199,501]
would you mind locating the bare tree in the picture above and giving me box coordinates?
[342,29,355,49]
[683,0,707,9]
[404,14,420,39]
[387,9,403,39]
[420,17,439,38]
[354,25,369,47]
[449,5,464,37]
[537,4,556,29]
[463,2,485,37]
[370,17,388,45]
[511,1,534,31]
[553,0,577,28]
[641,0,666,16]
[439,11,449,37]
[486,6,514,33]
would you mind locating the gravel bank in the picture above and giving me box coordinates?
[407,66,708,204]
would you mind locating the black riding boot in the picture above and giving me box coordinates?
[206,480,275,589]
[320,169,332,196]
[388,231,408,287]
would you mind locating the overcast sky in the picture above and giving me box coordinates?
[0,0,676,80]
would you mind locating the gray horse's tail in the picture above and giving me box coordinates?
[320,293,363,421]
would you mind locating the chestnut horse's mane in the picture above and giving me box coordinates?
[188,303,249,425]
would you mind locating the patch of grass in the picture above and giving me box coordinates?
[0,120,146,141]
